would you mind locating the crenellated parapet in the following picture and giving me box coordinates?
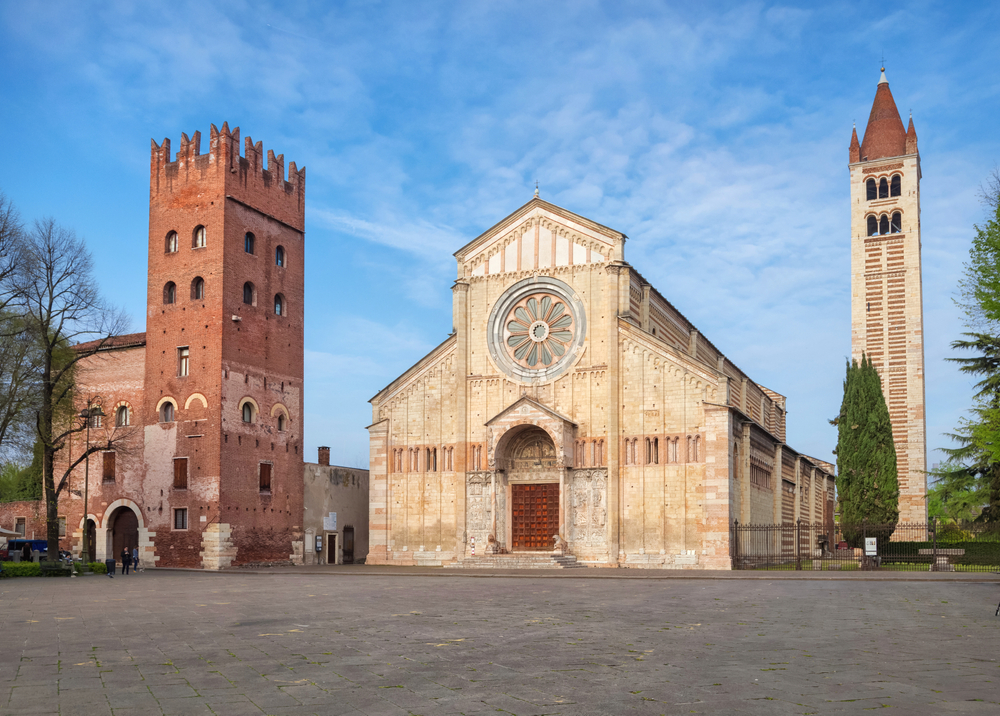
[150,121,305,230]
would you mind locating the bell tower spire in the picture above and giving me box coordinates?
[848,69,927,522]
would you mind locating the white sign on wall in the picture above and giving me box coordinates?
[864,537,877,556]
[323,512,337,531]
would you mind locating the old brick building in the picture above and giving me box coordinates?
[367,197,836,569]
[849,69,928,522]
[57,123,306,568]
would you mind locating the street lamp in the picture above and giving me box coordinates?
[78,401,104,565]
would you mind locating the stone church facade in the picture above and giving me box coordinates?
[368,198,836,569]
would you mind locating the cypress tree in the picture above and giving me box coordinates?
[834,353,900,545]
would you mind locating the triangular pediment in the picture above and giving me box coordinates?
[485,395,576,428]
[456,198,626,279]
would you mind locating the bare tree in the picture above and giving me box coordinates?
[0,192,40,461]
[16,219,130,556]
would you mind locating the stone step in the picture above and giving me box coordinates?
[444,553,586,569]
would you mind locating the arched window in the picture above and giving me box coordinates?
[192,225,206,248]
[163,281,176,304]
[274,294,284,316]
[165,231,178,253]
[115,405,130,427]
[890,212,902,233]
[242,402,254,423]
[890,174,901,197]
[878,177,889,199]
[867,216,878,236]
[244,232,255,255]
[243,282,254,306]
[191,277,204,300]
[275,246,285,267]
[277,413,286,432]
[879,214,890,236]
[159,402,174,423]
[866,178,877,201]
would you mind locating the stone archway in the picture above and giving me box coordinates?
[497,426,561,551]
[107,506,138,562]
[96,499,154,565]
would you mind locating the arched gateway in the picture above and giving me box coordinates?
[499,426,560,550]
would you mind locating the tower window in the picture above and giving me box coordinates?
[878,177,889,199]
[163,282,176,304]
[165,231,178,253]
[245,232,255,254]
[890,174,901,197]
[259,462,272,492]
[173,508,188,530]
[866,178,877,201]
[867,216,878,236]
[193,225,206,248]
[275,246,285,267]
[879,214,890,236]
[243,282,255,306]
[191,276,204,300]
[173,457,188,490]
[102,451,116,483]
[277,413,286,432]
[891,212,902,234]
[274,293,284,316]
[178,346,189,377]
[159,401,175,423]
[115,405,130,427]
[242,402,255,423]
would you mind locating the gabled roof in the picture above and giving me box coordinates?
[73,332,147,353]
[484,395,577,427]
[454,197,626,261]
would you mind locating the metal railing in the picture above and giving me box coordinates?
[731,519,1000,572]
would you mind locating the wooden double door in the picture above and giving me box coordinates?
[511,483,559,551]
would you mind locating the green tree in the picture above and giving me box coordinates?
[934,171,1000,525]
[833,353,899,545]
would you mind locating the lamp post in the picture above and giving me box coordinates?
[78,401,104,565]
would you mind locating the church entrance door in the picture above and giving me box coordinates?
[511,483,559,551]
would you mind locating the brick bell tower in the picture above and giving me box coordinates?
[848,69,927,523]
[148,123,305,567]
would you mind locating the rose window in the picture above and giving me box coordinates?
[504,294,574,368]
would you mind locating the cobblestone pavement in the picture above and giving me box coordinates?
[1,571,999,715]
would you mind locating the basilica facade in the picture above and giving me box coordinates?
[368,198,835,569]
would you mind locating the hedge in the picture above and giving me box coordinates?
[89,562,107,574]
[0,561,41,578]
[882,541,1000,565]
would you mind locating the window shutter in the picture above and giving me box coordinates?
[174,458,188,489]
[102,452,116,482]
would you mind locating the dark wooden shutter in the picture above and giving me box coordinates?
[173,458,188,489]
[259,463,272,491]
[102,452,116,483]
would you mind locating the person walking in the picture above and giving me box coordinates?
[121,548,131,575]
[132,547,139,573]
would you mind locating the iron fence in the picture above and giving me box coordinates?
[731,519,1000,572]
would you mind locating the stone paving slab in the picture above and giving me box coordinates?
[1,572,999,715]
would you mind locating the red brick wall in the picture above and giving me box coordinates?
[0,501,47,542]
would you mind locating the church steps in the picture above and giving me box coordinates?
[444,554,585,569]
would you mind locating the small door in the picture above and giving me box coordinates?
[343,526,355,564]
[511,483,560,551]
[326,534,337,565]
[85,520,96,563]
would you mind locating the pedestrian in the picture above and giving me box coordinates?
[132,546,139,573]
[121,548,131,575]
[21,541,31,562]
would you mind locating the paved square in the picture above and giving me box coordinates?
[1,571,999,715]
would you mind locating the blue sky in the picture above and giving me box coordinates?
[2,1,999,469]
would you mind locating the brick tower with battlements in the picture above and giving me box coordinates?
[848,69,928,523]
[146,123,306,566]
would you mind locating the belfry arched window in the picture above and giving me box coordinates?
[116,405,130,427]
[165,231,178,253]
[867,216,878,236]
[274,294,284,316]
[879,214,890,236]
[193,225,206,248]
[244,232,255,255]
[890,174,901,197]
[243,282,255,306]
[890,212,902,234]
[163,282,176,304]
[878,177,889,199]
[866,178,877,201]
[159,402,175,423]
[275,246,285,267]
